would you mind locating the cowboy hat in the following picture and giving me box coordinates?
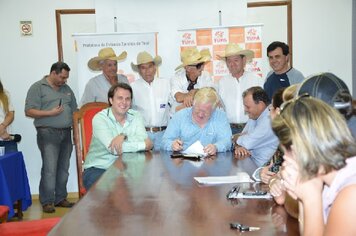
[131,51,162,72]
[175,47,211,71]
[218,43,254,61]
[88,47,127,71]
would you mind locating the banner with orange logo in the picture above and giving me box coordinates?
[178,25,263,81]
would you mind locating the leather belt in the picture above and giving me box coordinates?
[230,123,246,129]
[145,126,167,132]
[36,126,71,131]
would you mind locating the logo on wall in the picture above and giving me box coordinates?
[181,32,196,46]
[179,25,263,81]
[245,27,261,42]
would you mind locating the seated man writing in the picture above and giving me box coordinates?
[83,83,153,190]
[234,86,279,167]
[161,87,231,155]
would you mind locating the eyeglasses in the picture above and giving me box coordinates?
[279,93,310,114]
[188,62,205,70]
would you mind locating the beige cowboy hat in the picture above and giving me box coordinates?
[88,47,127,71]
[131,51,162,72]
[218,43,254,61]
[175,47,211,71]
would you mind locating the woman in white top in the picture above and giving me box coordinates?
[0,80,17,153]
[272,96,356,235]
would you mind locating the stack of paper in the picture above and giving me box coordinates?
[183,141,208,157]
[194,176,254,185]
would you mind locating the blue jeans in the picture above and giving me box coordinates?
[36,127,73,205]
[83,167,106,191]
[0,140,18,153]
[147,131,165,150]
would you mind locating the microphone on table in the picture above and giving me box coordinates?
[9,134,21,142]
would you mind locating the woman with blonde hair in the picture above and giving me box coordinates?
[0,80,18,153]
[273,96,356,235]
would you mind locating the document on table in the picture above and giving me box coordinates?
[183,140,207,157]
[194,175,254,185]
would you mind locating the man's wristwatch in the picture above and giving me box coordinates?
[120,133,127,141]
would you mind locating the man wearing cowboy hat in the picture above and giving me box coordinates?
[170,47,215,115]
[131,51,170,150]
[217,43,263,135]
[264,41,304,100]
[79,47,129,107]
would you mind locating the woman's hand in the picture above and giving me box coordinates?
[281,156,323,201]
[269,176,286,205]
[261,163,276,184]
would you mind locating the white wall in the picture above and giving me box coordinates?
[0,0,95,195]
[293,0,352,91]
[0,0,353,195]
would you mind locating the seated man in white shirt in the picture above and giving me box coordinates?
[131,51,170,150]
[217,43,264,135]
[170,47,215,115]
[80,47,129,106]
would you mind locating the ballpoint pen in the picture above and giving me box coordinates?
[230,223,260,232]
[226,185,240,199]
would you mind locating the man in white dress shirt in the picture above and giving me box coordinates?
[170,47,215,115]
[217,43,264,135]
[80,47,129,107]
[131,51,170,150]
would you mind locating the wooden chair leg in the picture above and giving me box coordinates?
[13,200,23,220]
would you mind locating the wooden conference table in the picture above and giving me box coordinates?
[49,151,299,236]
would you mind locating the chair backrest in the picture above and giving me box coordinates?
[0,205,9,223]
[73,102,109,198]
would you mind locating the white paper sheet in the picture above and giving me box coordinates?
[194,176,254,185]
[183,140,207,157]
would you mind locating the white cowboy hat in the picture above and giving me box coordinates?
[217,43,254,61]
[88,47,127,71]
[131,51,162,72]
[175,47,211,71]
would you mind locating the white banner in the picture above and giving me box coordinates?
[73,32,157,98]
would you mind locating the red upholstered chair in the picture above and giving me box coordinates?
[0,217,60,235]
[0,205,9,223]
[73,102,109,198]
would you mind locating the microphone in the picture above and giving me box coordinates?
[9,134,21,142]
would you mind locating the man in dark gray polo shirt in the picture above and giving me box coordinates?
[25,62,77,213]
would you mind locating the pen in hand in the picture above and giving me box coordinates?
[172,139,183,151]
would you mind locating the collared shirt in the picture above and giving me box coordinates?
[83,108,148,170]
[217,71,264,123]
[161,107,232,152]
[170,70,215,115]
[236,107,279,167]
[131,76,170,127]
[79,73,129,107]
[264,67,304,100]
[25,76,77,128]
